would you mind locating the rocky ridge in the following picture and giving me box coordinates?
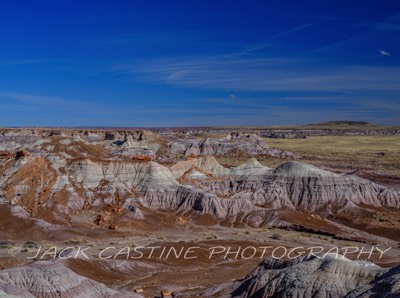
[185,254,400,297]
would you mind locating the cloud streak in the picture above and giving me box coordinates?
[114,55,400,93]
[238,22,320,55]
[379,50,391,56]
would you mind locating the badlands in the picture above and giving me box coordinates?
[0,124,399,297]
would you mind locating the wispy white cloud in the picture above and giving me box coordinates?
[237,22,320,55]
[111,21,323,86]
[114,55,400,93]
[379,50,391,56]
[301,12,400,58]
[272,22,320,38]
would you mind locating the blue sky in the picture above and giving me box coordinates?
[1,0,400,127]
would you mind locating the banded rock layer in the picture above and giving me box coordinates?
[0,261,137,298]
[0,147,399,235]
[195,255,400,298]
[198,161,400,212]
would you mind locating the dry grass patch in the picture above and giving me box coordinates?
[264,136,400,176]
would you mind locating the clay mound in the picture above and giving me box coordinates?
[199,255,400,297]
[266,162,400,210]
[170,156,229,178]
[66,159,177,190]
[236,157,263,168]
[200,160,400,215]
[243,161,399,212]
[184,143,200,156]
[273,161,335,177]
[230,158,270,177]
[195,156,229,177]
[136,161,179,191]
[0,261,138,298]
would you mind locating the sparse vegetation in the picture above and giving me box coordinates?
[372,212,398,224]
[264,136,400,175]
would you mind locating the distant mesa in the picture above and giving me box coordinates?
[308,120,374,126]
